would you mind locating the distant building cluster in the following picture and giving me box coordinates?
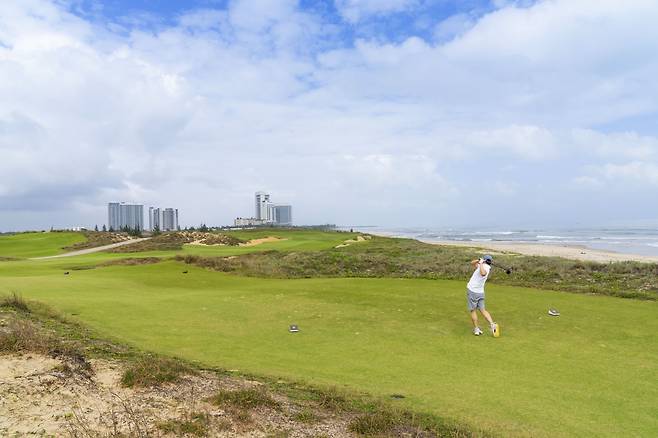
[234,191,293,227]
[108,202,179,232]
[148,207,179,232]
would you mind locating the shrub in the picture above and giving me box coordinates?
[121,356,195,387]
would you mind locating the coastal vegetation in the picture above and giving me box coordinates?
[176,235,658,300]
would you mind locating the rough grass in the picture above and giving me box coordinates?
[176,236,658,300]
[110,232,244,253]
[349,409,480,437]
[209,388,280,410]
[0,302,92,377]
[293,408,318,423]
[121,356,196,387]
[63,231,130,251]
[97,257,162,267]
[157,412,210,436]
[1,292,30,312]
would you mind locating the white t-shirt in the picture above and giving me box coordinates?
[467,263,491,294]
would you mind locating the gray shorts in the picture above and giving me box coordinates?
[467,289,485,311]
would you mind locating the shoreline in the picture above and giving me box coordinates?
[358,230,658,263]
[425,240,658,263]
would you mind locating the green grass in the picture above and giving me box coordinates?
[1,229,657,437]
[1,259,656,437]
[0,232,86,258]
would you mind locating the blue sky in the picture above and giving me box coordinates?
[1,0,658,230]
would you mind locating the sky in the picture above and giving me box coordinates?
[2,0,658,231]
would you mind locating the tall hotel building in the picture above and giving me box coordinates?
[255,191,271,220]
[149,207,179,231]
[108,203,144,231]
[254,192,293,226]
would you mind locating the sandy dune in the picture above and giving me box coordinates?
[429,240,658,263]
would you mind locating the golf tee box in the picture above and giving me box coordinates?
[289,324,299,333]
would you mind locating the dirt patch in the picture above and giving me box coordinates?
[0,354,354,437]
[240,237,287,247]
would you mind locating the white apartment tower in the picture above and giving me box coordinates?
[108,203,144,231]
[255,191,271,220]
[149,207,179,231]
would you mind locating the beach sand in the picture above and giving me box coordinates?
[427,240,658,263]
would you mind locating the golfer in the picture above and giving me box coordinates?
[467,255,499,336]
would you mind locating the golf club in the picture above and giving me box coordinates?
[492,263,513,275]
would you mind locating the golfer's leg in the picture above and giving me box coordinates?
[470,310,479,327]
[480,309,494,325]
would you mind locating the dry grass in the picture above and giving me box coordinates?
[121,356,196,388]
[64,231,131,251]
[157,412,211,436]
[1,292,30,312]
[98,257,162,267]
[209,388,280,410]
[0,313,92,377]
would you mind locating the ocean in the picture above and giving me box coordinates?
[344,227,658,257]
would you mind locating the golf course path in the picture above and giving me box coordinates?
[30,238,151,260]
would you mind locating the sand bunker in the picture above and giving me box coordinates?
[239,237,287,247]
[335,235,371,248]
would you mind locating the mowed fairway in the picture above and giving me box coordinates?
[1,256,657,437]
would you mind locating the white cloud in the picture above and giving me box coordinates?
[599,162,658,186]
[2,0,658,229]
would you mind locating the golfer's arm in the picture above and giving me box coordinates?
[479,263,488,276]
[470,259,480,267]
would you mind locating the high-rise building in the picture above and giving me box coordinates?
[274,205,292,225]
[148,207,160,231]
[255,191,271,220]
[240,192,292,227]
[162,208,178,231]
[149,207,179,231]
[271,205,293,226]
[108,202,144,231]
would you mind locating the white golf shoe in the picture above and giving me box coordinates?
[473,327,483,336]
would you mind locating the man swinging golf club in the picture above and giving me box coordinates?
[467,255,499,337]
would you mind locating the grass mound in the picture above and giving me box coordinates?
[63,231,131,251]
[121,356,196,387]
[110,232,244,253]
[177,236,658,300]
